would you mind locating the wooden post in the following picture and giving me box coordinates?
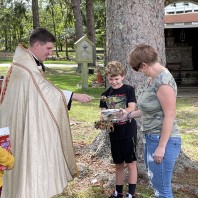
[82,63,88,90]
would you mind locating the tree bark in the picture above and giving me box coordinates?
[32,0,40,29]
[71,0,84,72]
[4,28,8,51]
[71,0,83,41]
[86,0,96,66]
[50,4,59,57]
[106,0,165,89]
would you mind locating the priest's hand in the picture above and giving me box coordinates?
[72,93,92,103]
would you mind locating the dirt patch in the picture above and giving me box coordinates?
[57,121,198,198]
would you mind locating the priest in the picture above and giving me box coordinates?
[0,27,91,198]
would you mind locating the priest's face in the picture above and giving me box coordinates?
[34,41,54,62]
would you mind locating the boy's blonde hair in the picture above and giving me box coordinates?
[105,61,126,77]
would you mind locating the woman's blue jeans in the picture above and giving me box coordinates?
[144,134,181,198]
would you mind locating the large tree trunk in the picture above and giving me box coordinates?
[71,0,83,40]
[88,0,198,189]
[106,0,165,89]
[32,0,40,29]
[86,0,96,66]
[71,0,84,72]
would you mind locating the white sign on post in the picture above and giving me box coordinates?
[74,35,94,90]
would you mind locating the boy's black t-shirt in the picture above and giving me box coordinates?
[100,84,137,140]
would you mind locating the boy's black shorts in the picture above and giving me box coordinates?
[110,137,137,164]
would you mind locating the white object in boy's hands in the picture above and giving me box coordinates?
[101,109,121,116]
[0,127,9,136]
[101,109,129,122]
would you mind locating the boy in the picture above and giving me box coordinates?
[99,61,137,198]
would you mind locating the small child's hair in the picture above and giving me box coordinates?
[105,61,126,77]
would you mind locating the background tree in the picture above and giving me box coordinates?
[0,6,12,51]
[71,0,83,71]
[54,0,76,59]
[12,2,27,44]
[0,0,107,55]
[94,1,106,40]
[71,0,83,41]
[32,0,40,28]
[0,1,28,51]
[86,0,96,66]
[46,0,61,57]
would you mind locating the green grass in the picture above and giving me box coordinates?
[46,67,104,98]
[0,66,9,76]
[176,98,198,162]
[0,59,13,63]
[176,98,198,130]
[1,66,197,197]
[46,67,104,125]
[181,132,198,162]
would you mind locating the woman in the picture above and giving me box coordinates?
[127,44,181,198]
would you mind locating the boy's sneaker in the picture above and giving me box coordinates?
[125,193,134,198]
[109,191,123,198]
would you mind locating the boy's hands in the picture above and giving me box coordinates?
[119,109,132,121]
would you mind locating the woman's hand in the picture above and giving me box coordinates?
[154,146,165,164]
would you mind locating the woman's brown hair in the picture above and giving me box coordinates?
[129,44,158,69]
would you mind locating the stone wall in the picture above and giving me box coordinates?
[166,46,193,70]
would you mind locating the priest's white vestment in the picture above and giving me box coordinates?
[0,45,77,198]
